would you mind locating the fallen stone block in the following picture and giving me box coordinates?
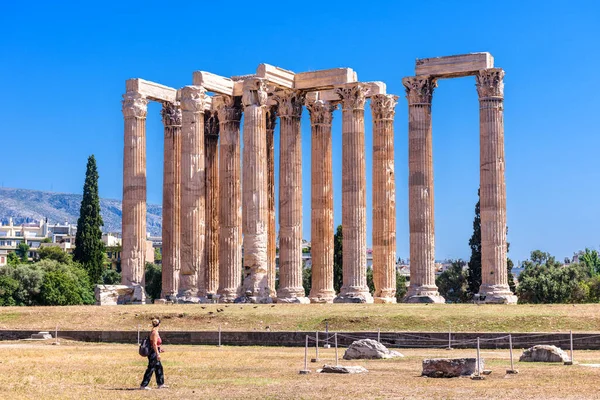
[519,345,570,363]
[422,358,483,378]
[318,365,368,374]
[343,339,404,360]
[95,284,135,305]
[31,332,53,340]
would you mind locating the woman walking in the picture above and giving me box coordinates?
[140,318,168,390]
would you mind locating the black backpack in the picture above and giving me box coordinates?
[139,337,150,357]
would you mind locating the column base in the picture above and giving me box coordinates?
[218,288,240,303]
[131,284,147,304]
[276,287,309,303]
[477,284,518,304]
[334,287,373,304]
[404,285,445,303]
[404,294,445,304]
[235,290,273,304]
[176,290,202,304]
[276,296,310,304]
[374,296,397,304]
[309,290,336,304]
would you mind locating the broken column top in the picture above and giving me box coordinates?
[415,52,494,78]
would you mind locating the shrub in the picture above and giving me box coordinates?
[145,262,162,301]
[38,246,72,264]
[38,261,94,306]
[102,268,121,285]
[0,275,19,306]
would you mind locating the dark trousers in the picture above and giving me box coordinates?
[141,354,164,387]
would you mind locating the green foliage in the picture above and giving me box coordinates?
[302,262,311,296]
[42,238,52,243]
[0,275,19,306]
[436,260,469,303]
[466,190,481,299]
[154,248,162,263]
[73,155,105,284]
[144,262,162,301]
[395,273,407,302]
[578,248,600,276]
[7,252,19,266]
[39,261,94,306]
[333,225,343,293]
[37,246,72,264]
[16,243,30,263]
[102,268,121,285]
[302,246,311,254]
[366,267,374,294]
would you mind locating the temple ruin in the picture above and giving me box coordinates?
[120,52,516,304]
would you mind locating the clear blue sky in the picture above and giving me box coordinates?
[1,1,599,264]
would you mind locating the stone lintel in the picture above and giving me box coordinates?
[415,52,494,78]
[126,78,177,103]
[192,71,235,95]
[311,81,386,102]
[295,68,357,90]
[176,88,212,111]
[256,64,295,89]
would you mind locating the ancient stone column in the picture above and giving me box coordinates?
[334,84,373,303]
[241,78,271,303]
[215,95,243,303]
[266,105,278,298]
[205,110,220,299]
[371,94,399,304]
[402,76,444,303]
[179,86,206,302]
[121,91,148,302]
[306,98,337,303]
[274,89,308,303]
[476,68,517,304]
[160,101,182,300]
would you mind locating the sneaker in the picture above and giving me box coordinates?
[140,386,151,390]
[157,384,169,389]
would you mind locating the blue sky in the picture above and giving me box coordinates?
[1,1,599,263]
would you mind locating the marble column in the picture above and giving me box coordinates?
[160,101,182,300]
[241,78,271,303]
[334,84,373,303]
[371,94,399,303]
[306,98,337,303]
[205,110,220,298]
[266,105,278,298]
[402,76,444,303]
[121,91,148,302]
[476,68,517,304]
[215,95,243,303]
[179,86,206,302]
[274,89,308,303]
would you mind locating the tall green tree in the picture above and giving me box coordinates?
[73,155,105,284]
[578,248,600,276]
[16,243,30,263]
[466,190,482,298]
[436,260,469,303]
[333,225,343,293]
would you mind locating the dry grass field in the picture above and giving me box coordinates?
[1,340,600,399]
[2,303,600,333]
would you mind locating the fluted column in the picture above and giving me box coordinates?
[371,94,398,303]
[179,86,206,302]
[274,89,308,303]
[306,99,337,303]
[121,91,148,302]
[266,105,278,298]
[241,78,271,303]
[402,76,444,303]
[476,68,517,304]
[215,95,243,303]
[160,101,182,300]
[205,110,220,298]
[334,84,373,303]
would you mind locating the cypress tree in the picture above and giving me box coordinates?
[74,155,105,284]
[333,225,343,293]
[466,190,482,298]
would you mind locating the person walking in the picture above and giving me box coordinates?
[140,318,168,390]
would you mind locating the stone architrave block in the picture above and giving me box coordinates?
[343,339,404,360]
[422,358,484,378]
[256,64,295,88]
[126,78,177,102]
[295,68,357,90]
[192,71,235,96]
[519,345,570,363]
[415,53,494,78]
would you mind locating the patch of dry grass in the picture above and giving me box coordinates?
[2,304,600,333]
[0,341,599,399]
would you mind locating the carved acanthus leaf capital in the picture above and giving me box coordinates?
[213,95,242,122]
[272,89,305,118]
[266,104,278,132]
[335,84,368,110]
[122,92,148,118]
[370,94,399,120]
[242,78,268,107]
[180,86,207,113]
[476,68,505,99]
[305,99,337,125]
[402,76,437,105]
[204,110,219,138]
[161,101,182,127]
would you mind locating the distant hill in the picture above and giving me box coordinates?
[0,187,162,236]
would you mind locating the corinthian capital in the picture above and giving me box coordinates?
[370,94,399,120]
[204,110,219,138]
[242,78,268,107]
[213,95,242,122]
[180,86,207,113]
[305,99,337,126]
[266,104,278,132]
[402,76,437,105]
[476,68,505,99]
[335,84,368,110]
[272,89,305,118]
[122,92,148,118]
[161,101,182,127]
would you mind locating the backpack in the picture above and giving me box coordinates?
[139,337,150,357]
